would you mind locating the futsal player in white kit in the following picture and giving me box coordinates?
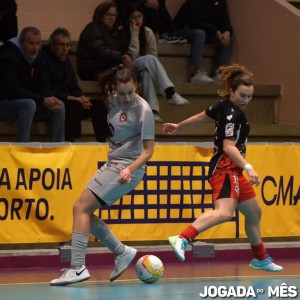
[51,64,155,286]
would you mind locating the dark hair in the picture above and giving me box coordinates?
[19,27,40,42]
[98,64,139,94]
[121,3,147,56]
[48,27,71,46]
[217,64,254,97]
[93,1,117,24]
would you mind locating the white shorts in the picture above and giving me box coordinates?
[87,163,141,206]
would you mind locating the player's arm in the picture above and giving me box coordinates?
[223,138,260,185]
[163,111,212,135]
[119,139,154,183]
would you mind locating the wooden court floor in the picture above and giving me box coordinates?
[1,259,299,300]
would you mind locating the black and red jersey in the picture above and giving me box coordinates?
[205,99,250,177]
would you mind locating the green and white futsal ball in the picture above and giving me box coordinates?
[135,255,164,284]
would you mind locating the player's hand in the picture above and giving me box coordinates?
[162,123,180,135]
[247,169,260,186]
[119,168,132,184]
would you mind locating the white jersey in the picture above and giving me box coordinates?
[106,93,155,178]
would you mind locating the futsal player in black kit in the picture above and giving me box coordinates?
[163,64,283,272]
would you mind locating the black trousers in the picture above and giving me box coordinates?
[65,99,111,142]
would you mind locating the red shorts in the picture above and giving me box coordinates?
[209,172,256,202]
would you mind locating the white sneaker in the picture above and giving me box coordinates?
[153,111,163,123]
[50,265,90,286]
[168,235,189,262]
[191,70,214,84]
[109,245,137,281]
[212,72,222,84]
[249,256,283,272]
[168,93,190,106]
[158,33,182,44]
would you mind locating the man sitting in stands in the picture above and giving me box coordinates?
[0,26,65,142]
[41,28,110,142]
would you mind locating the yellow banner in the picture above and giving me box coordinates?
[0,144,299,243]
[243,144,300,238]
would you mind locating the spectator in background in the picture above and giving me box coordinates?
[115,0,185,43]
[0,27,65,142]
[174,0,234,84]
[76,1,132,81]
[41,28,111,142]
[0,0,18,44]
[120,2,189,122]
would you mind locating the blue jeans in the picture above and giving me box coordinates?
[178,29,206,69]
[178,28,235,73]
[34,102,65,142]
[0,98,65,142]
[133,55,174,113]
[207,33,235,70]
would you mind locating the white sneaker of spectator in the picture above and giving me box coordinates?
[158,33,182,44]
[212,72,222,84]
[168,93,190,106]
[191,70,214,84]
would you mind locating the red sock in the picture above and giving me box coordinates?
[179,225,198,242]
[251,242,267,260]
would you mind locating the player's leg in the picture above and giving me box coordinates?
[237,175,283,272]
[88,166,140,281]
[238,197,262,245]
[50,188,101,286]
[169,172,238,262]
[90,215,137,281]
[169,197,236,262]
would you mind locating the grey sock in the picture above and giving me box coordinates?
[71,232,89,268]
[91,217,125,256]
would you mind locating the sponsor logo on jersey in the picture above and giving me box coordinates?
[227,114,233,121]
[225,123,234,137]
[120,112,127,122]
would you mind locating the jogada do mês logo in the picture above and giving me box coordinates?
[199,283,298,298]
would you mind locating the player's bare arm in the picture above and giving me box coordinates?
[163,111,211,135]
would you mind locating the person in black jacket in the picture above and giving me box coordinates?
[41,28,111,142]
[174,0,234,84]
[0,0,18,43]
[0,26,65,142]
[76,1,132,81]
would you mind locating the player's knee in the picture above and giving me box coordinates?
[218,210,235,222]
[252,208,262,224]
[73,199,85,216]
